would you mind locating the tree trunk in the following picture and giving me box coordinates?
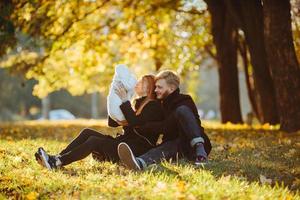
[225,0,279,124]
[42,95,50,119]
[237,36,259,118]
[205,0,243,123]
[263,0,300,132]
[0,0,16,56]
[91,92,99,119]
[155,58,163,72]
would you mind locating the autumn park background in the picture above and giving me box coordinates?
[0,0,300,199]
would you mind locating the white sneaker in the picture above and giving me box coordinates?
[37,147,52,169]
[118,143,141,170]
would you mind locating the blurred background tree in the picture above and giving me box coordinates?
[0,0,299,132]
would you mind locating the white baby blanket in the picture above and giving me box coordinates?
[107,64,137,122]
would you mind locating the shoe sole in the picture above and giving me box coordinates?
[195,161,208,166]
[38,148,52,170]
[35,152,44,167]
[195,159,208,167]
[118,143,141,170]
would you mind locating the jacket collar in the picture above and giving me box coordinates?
[162,88,180,106]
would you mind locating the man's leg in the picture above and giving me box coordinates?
[173,106,204,142]
[118,139,181,170]
[173,105,210,162]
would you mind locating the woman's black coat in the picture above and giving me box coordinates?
[103,97,163,160]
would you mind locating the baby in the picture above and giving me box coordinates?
[107,64,137,122]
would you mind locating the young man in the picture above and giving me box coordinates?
[118,70,212,170]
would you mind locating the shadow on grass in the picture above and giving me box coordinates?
[145,146,299,192]
[129,134,299,191]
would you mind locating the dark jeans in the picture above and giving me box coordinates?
[59,128,120,165]
[138,105,208,167]
[137,139,182,168]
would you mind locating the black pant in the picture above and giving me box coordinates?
[59,128,119,165]
[137,139,182,168]
[59,128,152,166]
[138,105,211,166]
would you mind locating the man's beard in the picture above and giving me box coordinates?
[159,90,171,99]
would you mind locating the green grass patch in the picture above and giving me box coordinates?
[0,120,299,199]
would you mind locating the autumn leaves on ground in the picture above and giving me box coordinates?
[0,120,299,199]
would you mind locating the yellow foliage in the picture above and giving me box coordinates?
[202,121,280,131]
[2,1,213,97]
[25,192,38,200]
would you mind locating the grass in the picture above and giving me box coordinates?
[0,120,299,199]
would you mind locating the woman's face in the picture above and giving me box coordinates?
[134,78,148,97]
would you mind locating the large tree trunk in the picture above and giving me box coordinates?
[0,0,16,56]
[237,36,259,118]
[225,0,279,124]
[205,0,243,123]
[263,0,300,132]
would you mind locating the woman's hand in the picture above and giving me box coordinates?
[116,120,129,126]
[114,81,129,102]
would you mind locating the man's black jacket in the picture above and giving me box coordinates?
[139,88,212,155]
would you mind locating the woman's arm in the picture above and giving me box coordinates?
[114,82,163,127]
[119,101,144,126]
[108,116,129,127]
[120,100,164,127]
[108,116,120,127]
[114,82,142,126]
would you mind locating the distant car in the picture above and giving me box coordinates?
[205,109,216,120]
[198,109,205,119]
[38,109,76,120]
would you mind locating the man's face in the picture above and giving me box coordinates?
[155,79,174,100]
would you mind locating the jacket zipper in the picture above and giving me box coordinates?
[133,128,155,147]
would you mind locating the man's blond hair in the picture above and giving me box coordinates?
[155,70,180,88]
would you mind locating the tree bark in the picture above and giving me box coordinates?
[205,0,243,123]
[225,0,279,124]
[263,0,300,132]
[154,58,163,72]
[237,36,259,118]
[91,92,99,119]
[0,0,16,56]
[42,95,50,119]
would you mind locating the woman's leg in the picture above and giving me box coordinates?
[59,128,112,155]
[59,136,119,166]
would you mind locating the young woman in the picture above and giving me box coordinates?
[35,75,164,169]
